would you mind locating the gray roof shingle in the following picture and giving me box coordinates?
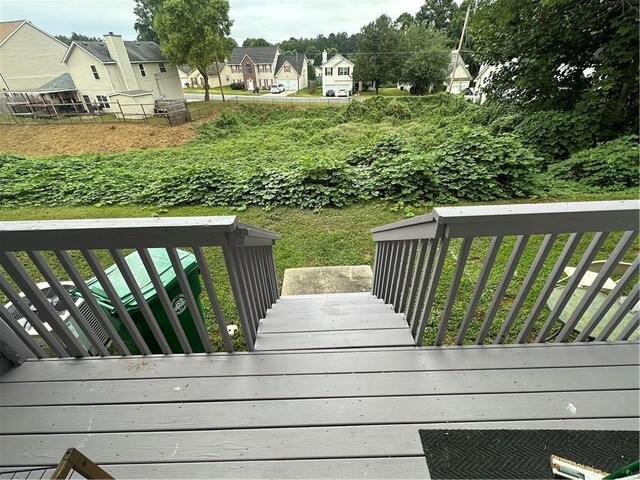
[229,47,278,65]
[37,73,76,91]
[72,39,166,64]
[275,54,305,75]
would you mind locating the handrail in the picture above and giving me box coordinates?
[372,200,639,241]
[371,200,640,347]
[0,217,280,364]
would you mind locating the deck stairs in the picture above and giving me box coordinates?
[254,292,415,350]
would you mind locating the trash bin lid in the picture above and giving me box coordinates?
[85,248,198,309]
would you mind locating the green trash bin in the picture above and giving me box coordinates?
[83,248,207,354]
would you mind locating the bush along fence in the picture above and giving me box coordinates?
[0,97,190,126]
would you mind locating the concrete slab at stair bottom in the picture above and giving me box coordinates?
[281,265,373,295]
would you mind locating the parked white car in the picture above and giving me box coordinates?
[270,84,285,94]
[337,89,348,97]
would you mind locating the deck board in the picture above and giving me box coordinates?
[257,312,408,333]
[1,342,638,478]
[4,365,636,406]
[254,328,415,350]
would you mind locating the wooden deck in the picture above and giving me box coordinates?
[1,341,638,478]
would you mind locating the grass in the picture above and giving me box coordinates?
[184,86,269,96]
[356,87,411,97]
[290,87,323,97]
[0,190,635,352]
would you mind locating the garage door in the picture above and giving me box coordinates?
[324,84,337,95]
[281,80,298,91]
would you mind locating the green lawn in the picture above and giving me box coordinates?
[290,87,323,97]
[184,86,268,96]
[356,87,411,97]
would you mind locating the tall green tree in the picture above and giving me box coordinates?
[398,25,450,94]
[154,0,232,101]
[416,0,459,33]
[54,33,100,45]
[472,0,639,135]
[134,0,162,42]
[242,38,272,47]
[395,12,416,30]
[354,15,401,94]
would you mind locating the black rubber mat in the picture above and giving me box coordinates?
[419,429,639,479]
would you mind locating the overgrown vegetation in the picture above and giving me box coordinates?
[1,95,636,211]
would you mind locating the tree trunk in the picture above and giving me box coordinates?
[215,61,225,102]
[375,80,379,95]
[203,72,210,101]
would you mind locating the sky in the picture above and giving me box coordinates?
[1,0,425,44]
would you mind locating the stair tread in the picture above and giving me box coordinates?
[254,328,415,351]
[258,312,408,334]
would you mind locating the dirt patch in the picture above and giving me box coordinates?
[0,122,197,157]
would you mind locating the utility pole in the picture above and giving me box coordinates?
[448,3,471,94]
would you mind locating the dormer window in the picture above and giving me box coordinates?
[159,63,167,73]
[139,64,146,77]
[90,65,100,80]
[284,65,291,73]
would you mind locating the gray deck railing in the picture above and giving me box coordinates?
[371,200,639,346]
[0,217,280,365]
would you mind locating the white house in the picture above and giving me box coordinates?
[61,33,184,115]
[320,51,354,96]
[446,50,473,94]
[473,63,498,104]
[274,54,308,91]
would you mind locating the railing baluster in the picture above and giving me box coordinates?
[192,246,233,352]
[555,231,638,343]
[109,249,171,355]
[476,235,529,344]
[415,237,450,346]
[55,250,131,356]
[535,232,609,342]
[409,239,438,336]
[495,234,558,344]
[223,246,255,351]
[238,248,260,331]
[405,240,428,325]
[616,311,639,341]
[576,258,639,342]
[435,237,472,346]
[264,246,277,305]
[29,251,109,356]
[375,242,389,299]
[515,233,584,343]
[137,248,192,354]
[252,248,269,317]
[456,236,503,345]
[0,272,66,357]
[595,284,640,341]
[383,241,400,304]
[0,313,32,364]
[371,243,381,296]
[167,248,213,354]
[81,250,151,355]
[0,252,87,357]
[0,303,47,358]
[398,240,418,311]
[269,246,280,301]
[392,241,409,312]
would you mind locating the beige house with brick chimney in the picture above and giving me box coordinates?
[62,33,183,114]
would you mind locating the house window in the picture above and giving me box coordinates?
[139,64,146,77]
[96,95,110,108]
[245,63,252,74]
[90,65,100,80]
[338,67,350,76]
[265,65,271,73]
[325,67,333,76]
[284,65,291,73]
[159,62,166,73]
[226,76,230,82]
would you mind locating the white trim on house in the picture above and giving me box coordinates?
[61,43,116,65]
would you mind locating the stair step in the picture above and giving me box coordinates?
[254,328,415,351]
[258,312,408,334]
[267,303,393,318]
[273,293,381,309]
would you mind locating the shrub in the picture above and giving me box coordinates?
[432,128,542,202]
[549,135,639,190]
[514,110,596,164]
[230,82,244,90]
